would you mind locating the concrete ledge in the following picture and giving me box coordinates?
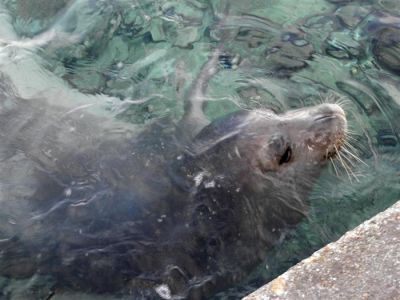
[243,201,400,300]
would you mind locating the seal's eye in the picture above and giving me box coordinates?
[279,146,292,165]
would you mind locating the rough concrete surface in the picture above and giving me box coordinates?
[243,201,400,300]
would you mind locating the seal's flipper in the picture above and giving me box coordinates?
[177,47,222,142]
[177,2,233,143]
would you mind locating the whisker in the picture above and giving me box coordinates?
[341,146,368,166]
[340,152,357,167]
[343,137,358,147]
[330,157,340,177]
[344,134,359,143]
[318,91,325,105]
[345,129,359,135]
[335,145,359,182]
[334,97,352,108]
[343,141,361,156]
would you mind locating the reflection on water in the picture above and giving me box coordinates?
[0,0,399,299]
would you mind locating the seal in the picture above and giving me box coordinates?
[0,48,347,299]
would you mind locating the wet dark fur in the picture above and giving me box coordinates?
[0,70,346,299]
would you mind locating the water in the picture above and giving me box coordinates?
[0,0,399,299]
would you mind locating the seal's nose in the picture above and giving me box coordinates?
[313,104,345,122]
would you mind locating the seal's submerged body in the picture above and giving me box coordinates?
[0,50,347,298]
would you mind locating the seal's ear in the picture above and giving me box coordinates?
[189,110,251,155]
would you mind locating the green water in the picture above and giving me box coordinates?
[0,0,399,299]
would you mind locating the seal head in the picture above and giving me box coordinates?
[187,103,347,216]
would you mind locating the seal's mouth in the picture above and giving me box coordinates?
[325,133,346,159]
[324,120,347,160]
[324,144,342,160]
[311,104,347,161]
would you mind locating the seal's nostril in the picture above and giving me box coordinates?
[316,104,346,118]
[314,115,336,122]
